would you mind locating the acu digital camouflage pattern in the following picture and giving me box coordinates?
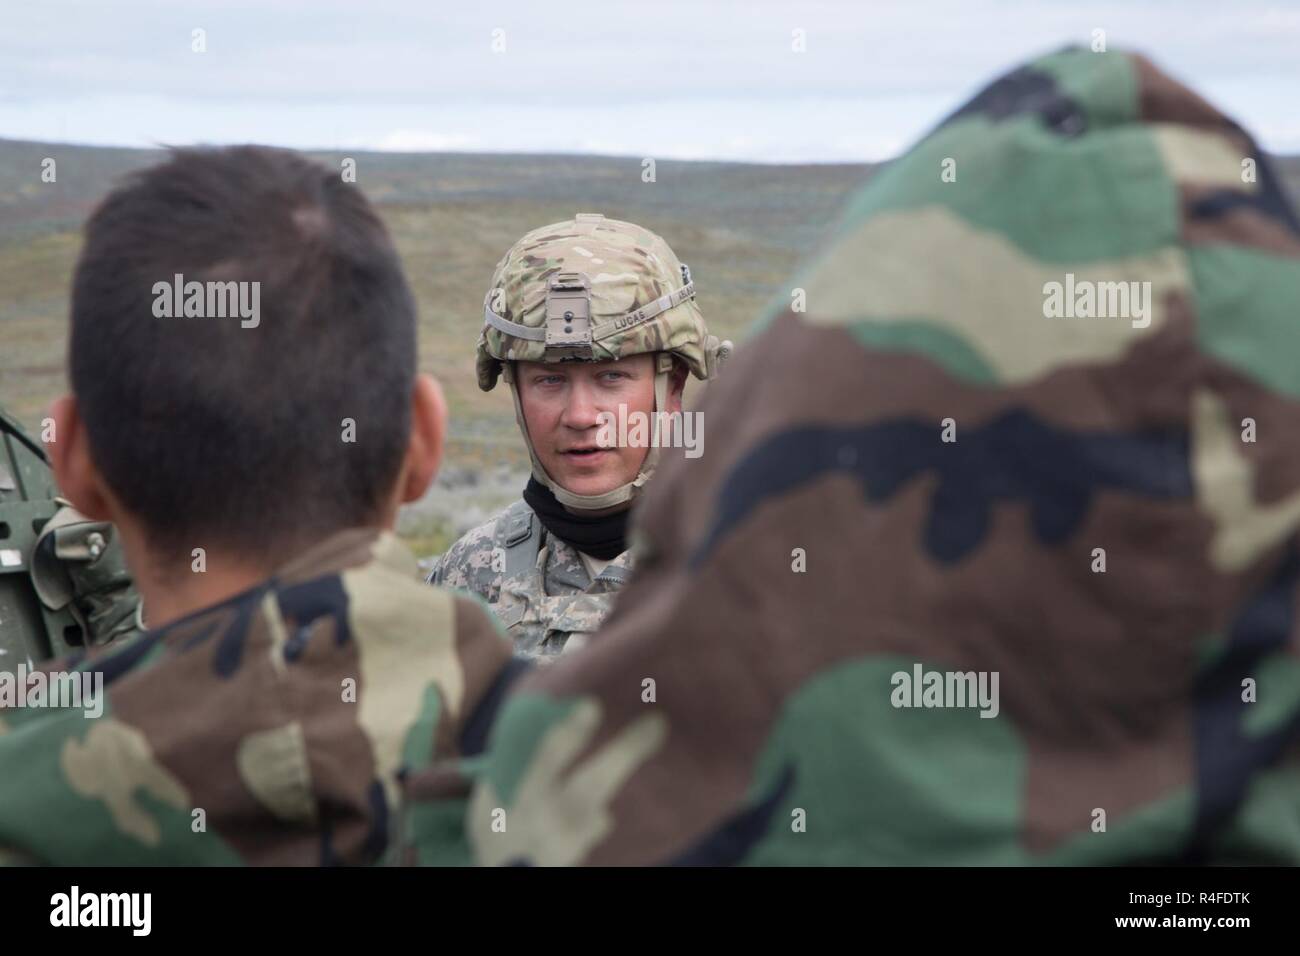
[405,48,1300,865]
[429,505,633,659]
[476,213,720,391]
[0,529,512,865]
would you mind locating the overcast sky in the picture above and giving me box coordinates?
[2,0,1297,162]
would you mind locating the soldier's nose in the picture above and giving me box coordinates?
[561,383,602,429]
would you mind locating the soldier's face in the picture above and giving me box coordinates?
[517,355,680,499]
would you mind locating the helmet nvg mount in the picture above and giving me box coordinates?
[478,213,732,511]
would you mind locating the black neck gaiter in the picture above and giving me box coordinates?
[521,477,629,560]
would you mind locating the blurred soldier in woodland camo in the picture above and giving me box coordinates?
[406,48,1300,865]
[0,146,512,865]
[427,215,731,659]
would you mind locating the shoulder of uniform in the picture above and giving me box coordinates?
[447,503,521,557]
[430,501,534,588]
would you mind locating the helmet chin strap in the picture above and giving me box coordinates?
[506,356,673,513]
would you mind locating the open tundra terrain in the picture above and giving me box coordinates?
[0,139,870,555]
[3,138,1298,556]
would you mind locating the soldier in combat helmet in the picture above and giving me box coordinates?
[428,214,731,659]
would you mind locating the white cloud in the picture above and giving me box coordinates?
[372,130,482,152]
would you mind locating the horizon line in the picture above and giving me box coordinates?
[0,136,887,169]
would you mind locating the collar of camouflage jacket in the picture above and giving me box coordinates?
[273,528,420,587]
[137,528,421,638]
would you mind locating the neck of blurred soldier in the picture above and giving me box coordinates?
[137,563,270,632]
[113,522,278,632]
[105,486,405,631]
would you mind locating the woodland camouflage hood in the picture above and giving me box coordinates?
[406,47,1300,865]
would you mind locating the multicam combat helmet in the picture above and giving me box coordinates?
[477,213,732,510]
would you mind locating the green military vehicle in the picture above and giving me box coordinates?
[0,408,140,673]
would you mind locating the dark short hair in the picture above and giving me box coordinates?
[70,146,416,565]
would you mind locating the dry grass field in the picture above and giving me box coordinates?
[3,138,1298,555]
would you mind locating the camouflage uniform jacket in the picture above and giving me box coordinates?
[405,48,1300,865]
[0,528,512,865]
[428,499,633,659]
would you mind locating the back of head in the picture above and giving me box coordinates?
[468,48,1300,865]
[70,146,417,567]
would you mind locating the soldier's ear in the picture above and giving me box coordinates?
[46,395,113,521]
[400,373,447,504]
